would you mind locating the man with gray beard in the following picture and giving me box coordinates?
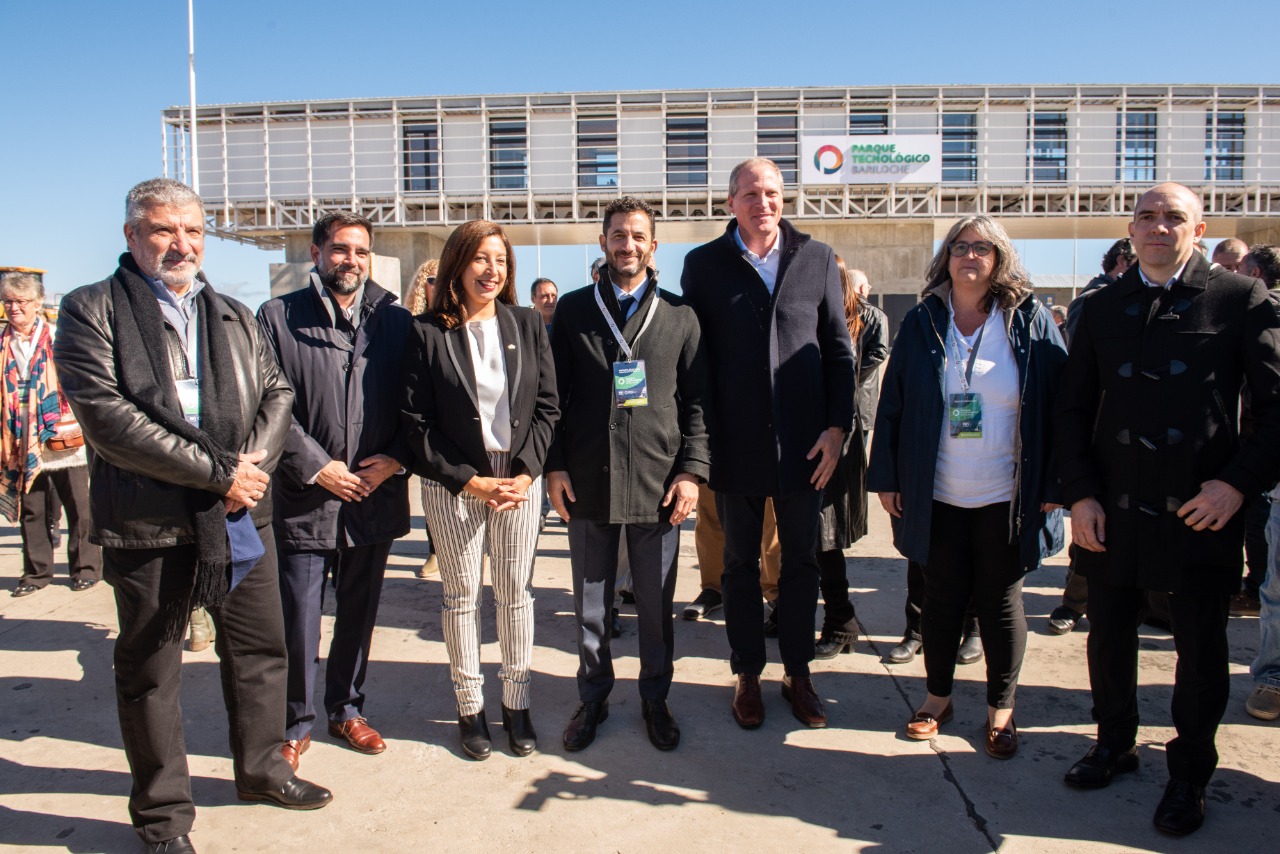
[54,178,330,854]
[256,213,413,770]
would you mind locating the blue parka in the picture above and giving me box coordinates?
[867,283,1067,573]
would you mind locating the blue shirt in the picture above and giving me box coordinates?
[143,275,204,378]
[733,227,783,294]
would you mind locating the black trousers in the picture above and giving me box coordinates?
[921,501,1026,709]
[105,525,292,844]
[568,520,679,702]
[19,466,101,586]
[1086,576,1230,786]
[904,559,979,640]
[719,489,823,677]
[1060,546,1090,615]
[816,549,856,628]
[1243,492,1270,595]
[278,541,392,741]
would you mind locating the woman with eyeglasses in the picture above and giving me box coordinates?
[867,215,1067,759]
[401,223,559,760]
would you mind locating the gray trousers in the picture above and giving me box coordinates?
[569,519,679,703]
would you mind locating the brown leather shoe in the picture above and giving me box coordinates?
[281,734,311,771]
[781,675,827,728]
[905,701,954,740]
[328,717,386,754]
[732,674,765,729]
[985,719,1017,759]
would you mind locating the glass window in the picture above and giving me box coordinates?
[578,117,618,189]
[758,113,797,184]
[403,123,438,193]
[489,120,527,191]
[942,113,978,183]
[1116,109,1157,182]
[1028,112,1068,182]
[667,115,707,187]
[1205,111,1245,182]
[849,111,888,135]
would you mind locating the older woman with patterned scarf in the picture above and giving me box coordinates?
[1,272,101,597]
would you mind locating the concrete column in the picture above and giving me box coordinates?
[800,221,935,296]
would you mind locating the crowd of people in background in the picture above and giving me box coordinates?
[3,160,1279,852]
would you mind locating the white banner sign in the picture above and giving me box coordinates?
[801,135,943,185]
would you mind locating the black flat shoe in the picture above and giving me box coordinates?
[1047,606,1082,635]
[1064,744,1138,789]
[502,705,537,757]
[563,701,608,752]
[1153,779,1206,836]
[458,711,492,760]
[641,699,680,751]
[72,578,98,592]
[11,583,40,598]
[956,633,984,665]
[237,776,332,810]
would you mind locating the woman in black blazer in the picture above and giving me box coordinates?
[401,220,559,761]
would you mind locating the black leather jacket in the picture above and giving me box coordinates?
[53,257,294,548]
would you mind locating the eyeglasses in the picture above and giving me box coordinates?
[1,297,37,308]
[949,241,995,258]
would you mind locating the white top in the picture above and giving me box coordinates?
[933,302,1019,508]
[733,227,783,294]
[10,316,45,382]
[466,315,511,453]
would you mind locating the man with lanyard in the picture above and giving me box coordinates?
[256,212,412,771]
[546,196,709,752]
[54,178,330,854]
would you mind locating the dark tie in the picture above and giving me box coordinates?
[618,294,636,320]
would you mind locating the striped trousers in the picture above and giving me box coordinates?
[420,453,542,715]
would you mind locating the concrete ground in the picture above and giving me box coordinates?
[1,494,1277,853]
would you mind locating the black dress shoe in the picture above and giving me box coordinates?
[611,608,623,638]
[146,834,196,853]
[682,588,722,621]
[72,577,99,592]
[641,699,680,751]
[887,635,921,664]
[814,619,859,659]
[956,633,984,665]
[458,711,492,760]
[1064,744,1139,789]
[237,776,332,809]
[1047,606,1082,635]
[563,701,608,752]
[1153,779,1206,836]
[502,705,537,757]
[11,583,40,598]
[762,602,779,638]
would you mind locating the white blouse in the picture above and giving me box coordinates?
[933,303,1019,508]
[466,316,511,453]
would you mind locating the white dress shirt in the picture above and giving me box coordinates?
[733,227,783,294]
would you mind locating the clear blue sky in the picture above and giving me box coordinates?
[1,1,1271,307]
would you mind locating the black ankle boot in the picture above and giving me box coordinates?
[815,619,859,659]
[502,705,537,757]
[458,711,491,760]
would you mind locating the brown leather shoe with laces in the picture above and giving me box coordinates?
[732,674,765,729]
[781,674,827,728]
[281,734,310,771]
[328,717,386,754]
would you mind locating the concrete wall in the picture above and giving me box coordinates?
[803,221,934,296]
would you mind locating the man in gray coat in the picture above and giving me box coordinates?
[547,196,709,752]
[256,212,413,771]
